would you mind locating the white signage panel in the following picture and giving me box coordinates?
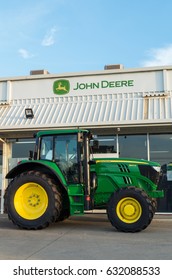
[0,68,170,101]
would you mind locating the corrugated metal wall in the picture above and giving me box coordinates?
[0,91,172,130]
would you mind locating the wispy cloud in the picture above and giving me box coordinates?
[18,48,34,59]
[142,45,172,67]
[41,27,57,46]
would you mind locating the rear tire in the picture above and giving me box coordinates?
[4,171,62,229]
[56,209,70,222]
[107,187,154,232]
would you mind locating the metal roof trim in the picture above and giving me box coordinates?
[1,65,172,82]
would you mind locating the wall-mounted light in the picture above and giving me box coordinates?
[25,108,34,119]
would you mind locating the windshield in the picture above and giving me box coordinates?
[40,134,80,183]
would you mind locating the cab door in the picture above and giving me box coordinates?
[54,134,80,184]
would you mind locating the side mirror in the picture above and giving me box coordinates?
[29,150,33,160]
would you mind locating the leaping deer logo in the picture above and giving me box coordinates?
[56,82,68,92]
[53,79,70,95]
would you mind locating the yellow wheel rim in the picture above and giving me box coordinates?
[116,197,142,223]
[14,183,48,220]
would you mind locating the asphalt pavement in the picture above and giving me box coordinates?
[0,212,171,260]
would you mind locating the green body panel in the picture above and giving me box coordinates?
[38,157,163,212]
[18,159,67,186]
[91,158,163,208]
[67,184,84,215]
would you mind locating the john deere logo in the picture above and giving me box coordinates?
[53,79,70,95]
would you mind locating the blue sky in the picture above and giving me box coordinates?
[1,0,172,78]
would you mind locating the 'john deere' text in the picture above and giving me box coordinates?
[73,80,134,90]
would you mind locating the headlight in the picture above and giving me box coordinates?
[152,166,161,173]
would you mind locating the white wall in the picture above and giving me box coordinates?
[0,66,171,103]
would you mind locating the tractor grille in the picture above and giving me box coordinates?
[139,165,159,184]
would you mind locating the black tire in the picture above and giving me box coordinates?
[107,186,154,232]
[55,192,70,222]
[4,171,62,229]
[151,198,157,214]
[56,209,70,222]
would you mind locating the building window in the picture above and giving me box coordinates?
[12,139,35,158]
[118,134,147,160]
[149,134,172,212]
[149,134,172,165]
[90,135,117,158]
[9,139,35,170]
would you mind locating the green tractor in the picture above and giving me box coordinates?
[4,129,163,232]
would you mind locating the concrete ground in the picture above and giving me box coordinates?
[0,212,171,260]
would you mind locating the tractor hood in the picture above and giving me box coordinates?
[91,157,162,191]
[93,157,160,167]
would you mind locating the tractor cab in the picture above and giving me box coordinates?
[33,130,91,186]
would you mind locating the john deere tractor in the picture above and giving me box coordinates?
[4,129,163,232]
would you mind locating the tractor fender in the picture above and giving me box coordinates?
[6,161,67,192]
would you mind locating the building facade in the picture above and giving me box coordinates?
[1,65,172,213]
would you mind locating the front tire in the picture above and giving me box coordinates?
[107,187,154,232]
[4,171,62,229]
